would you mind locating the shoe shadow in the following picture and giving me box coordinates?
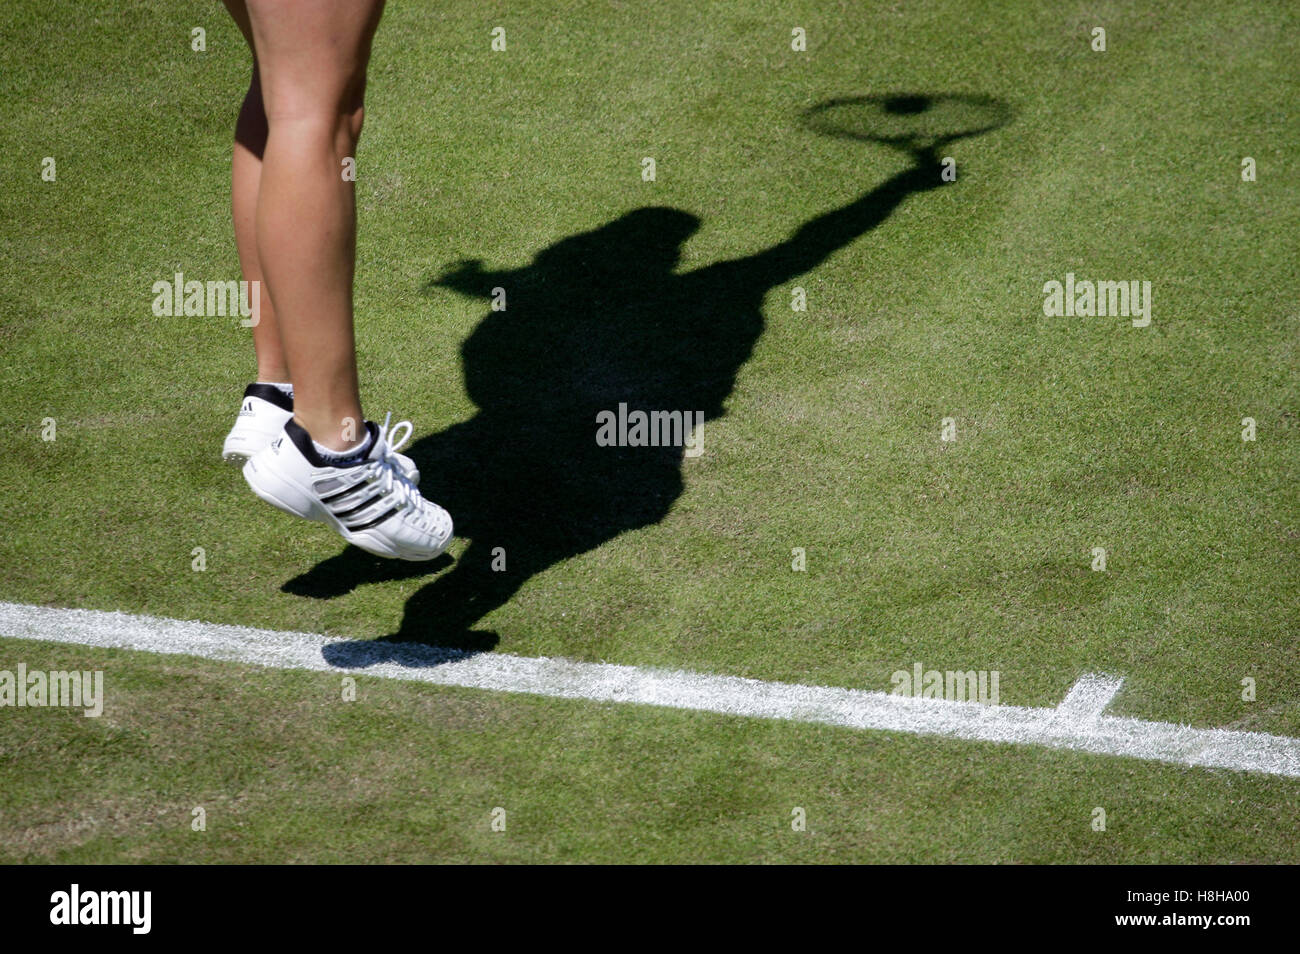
[282,548,453,600]
[321,627,499,667]
[311,94,1008,667]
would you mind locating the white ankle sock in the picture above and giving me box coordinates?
[313,430,373,463]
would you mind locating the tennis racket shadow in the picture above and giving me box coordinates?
[310,92,1012,667]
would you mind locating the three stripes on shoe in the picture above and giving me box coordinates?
[314,471,401,532]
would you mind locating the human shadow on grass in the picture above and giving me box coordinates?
[308,95,1006,667]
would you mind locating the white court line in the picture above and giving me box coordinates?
[1,601,1297,779]
[1055,674,1126,721]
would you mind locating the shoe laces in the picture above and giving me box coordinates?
[361,413,435,526]
[385,416,414,455]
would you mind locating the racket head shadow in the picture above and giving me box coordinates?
[801,93,1013,153]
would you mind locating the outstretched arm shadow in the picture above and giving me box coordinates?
[697,148,946,291]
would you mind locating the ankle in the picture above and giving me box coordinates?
[294,411,366,452]
[256,366,292,385]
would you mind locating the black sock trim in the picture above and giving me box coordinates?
[284,418,378,468]
[243,383,294,413]
[283,418,327,466]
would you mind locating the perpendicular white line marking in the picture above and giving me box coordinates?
[1,601,1297,779]
[1055,673,1125,721]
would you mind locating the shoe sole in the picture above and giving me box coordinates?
[242,456,449,562]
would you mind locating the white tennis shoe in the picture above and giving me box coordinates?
[243,413,451,561]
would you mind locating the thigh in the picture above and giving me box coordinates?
[244,0,386,118]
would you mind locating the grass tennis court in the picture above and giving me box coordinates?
[1,0,1297,862]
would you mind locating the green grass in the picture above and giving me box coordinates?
[1,0,1297,862]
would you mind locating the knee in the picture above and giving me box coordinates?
[263,70,368,153]
[345,102,365,148]
[329,100,365,158]
[234,69,269,158]
[331,69,367,149]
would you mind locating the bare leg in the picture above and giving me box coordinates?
[222,0,289,384]
[243,0,386,450]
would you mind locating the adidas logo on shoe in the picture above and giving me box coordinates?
[221,384,296,464]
